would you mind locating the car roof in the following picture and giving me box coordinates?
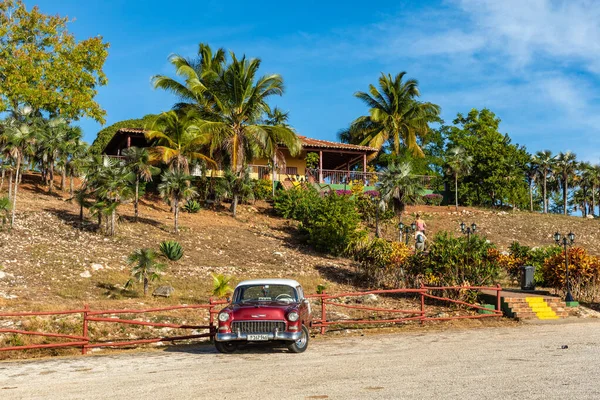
[235,279,301,288]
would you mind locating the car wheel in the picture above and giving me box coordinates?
[288,325,309,353]
[215,341,238,354]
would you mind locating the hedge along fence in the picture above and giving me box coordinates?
[1,285,502,357]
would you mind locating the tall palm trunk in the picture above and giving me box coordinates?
[8,170,13,200]
[134,176,140,222]
[143,273,149,296]
[110,209,116,236]
[543,173,548,213]
[529,182,533,212]
[11,158,21,227]
[173,197,179,233]
[563,175,568,216]
[79,203,84,230]
[49,161,55,192]
[61,168,66,191]
[454,173,459,211]
[0,168,4,192]
[592,185,596,217]
[69,174,74,197]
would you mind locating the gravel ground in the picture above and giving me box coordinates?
[1,320,600,399]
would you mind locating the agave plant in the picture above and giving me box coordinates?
[159,240,184,261]
[183,199,202,213]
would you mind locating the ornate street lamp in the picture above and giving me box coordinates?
[554,231,575,302]
[460,222,477,240]
[399,222,417,245]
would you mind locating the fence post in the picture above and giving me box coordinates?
[82,304,89,355]
[420,284,425,325]
[209,298,215,340]
[320,292,327,335]
[496,284,502,314]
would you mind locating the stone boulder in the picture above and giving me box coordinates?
[153,285,175,298]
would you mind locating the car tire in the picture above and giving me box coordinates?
[215,341,238,354]
[288,325,309,353]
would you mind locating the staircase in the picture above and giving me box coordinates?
[504,297,569,320]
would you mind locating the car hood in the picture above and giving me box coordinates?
[227,301,298,320]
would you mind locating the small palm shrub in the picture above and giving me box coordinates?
[543,247,600,302]
[183,199,202,213]
[159,240,184,261]
[124,248,166,296]
[0,197,11,226]
[212,273,233,298]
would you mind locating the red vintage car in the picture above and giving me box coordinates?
[215,279,311,353]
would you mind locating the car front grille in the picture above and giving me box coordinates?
[231,320,286,334]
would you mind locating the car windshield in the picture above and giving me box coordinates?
[235,284,298,304]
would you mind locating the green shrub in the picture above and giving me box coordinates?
[253,179,273,201]
[273,187,320,223]
[543,247,600,302]
[305,192,363,256]
[183,199,202,213]
[355,193,395,223]
[502,241,562,286]
[159,240,184,261]
[424,232,501,288]
[422,193,443,206]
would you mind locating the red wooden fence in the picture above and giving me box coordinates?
[0,285,502,355]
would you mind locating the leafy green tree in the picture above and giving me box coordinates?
[125,248,166,296]
[554,151,577,216]
[533,150,554,213]
[0,0,108,122]
[342,72,441,158]
[446,147,472,211]
[158,170,197,233]
[378,162,423,218]
[123,147,160,222]
[442,109,529,208]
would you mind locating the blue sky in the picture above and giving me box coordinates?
[36,0,600,162]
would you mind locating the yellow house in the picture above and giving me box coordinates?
[103,129,379,185]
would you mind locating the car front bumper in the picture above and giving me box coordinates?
[216,331,302,342]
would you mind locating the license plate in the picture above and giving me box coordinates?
[247,334,269,341]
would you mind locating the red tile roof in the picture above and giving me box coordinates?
[114,129,377,152]
[298,136,377,152]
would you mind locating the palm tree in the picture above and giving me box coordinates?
[38,117,69,192]
[158,170,197,233]
[145,110,215,174]
[592,165,600,217]
[0,117,34,226]
[94,166,135,236]
[446,147,473,211]
[343,72,441,158]
[578,162,594,218]
[533,150,554,213]
[525,160,538,212]
[554,151,578,215]
[65,138,87,197]
[125,248,166,296]
[123,147,160,222]
[194,54,302,216]
[151,43,226,113]
[378,162,424,219]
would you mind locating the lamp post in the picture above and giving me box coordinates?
[399,222,417,245]
[554,231,575,303]
[460,222,477,240]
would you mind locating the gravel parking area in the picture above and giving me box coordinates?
[1,320,600,399]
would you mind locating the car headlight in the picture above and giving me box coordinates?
[287,311,299,322]
[218,312,230,322]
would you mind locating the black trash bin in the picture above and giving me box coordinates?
[520,265,535,290]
